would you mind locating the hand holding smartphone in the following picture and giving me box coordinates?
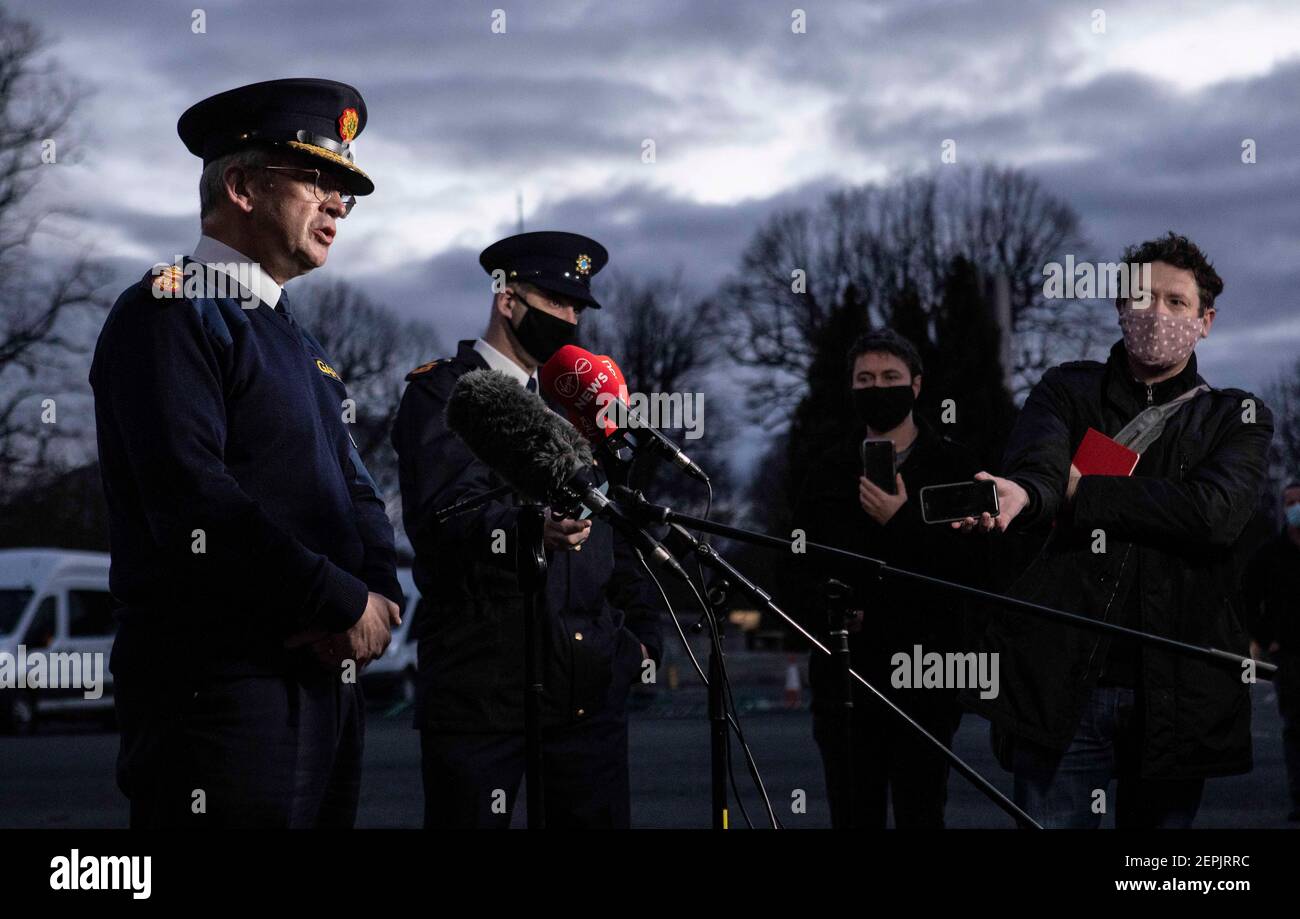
[861,437,897,494]
[920,479,1000,524]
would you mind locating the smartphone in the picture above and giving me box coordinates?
[861,438,897,494]
[919,479,999,524]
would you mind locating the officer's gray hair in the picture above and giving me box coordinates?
[199,147,273,220]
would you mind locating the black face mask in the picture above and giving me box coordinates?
[852,384,914,432]
[509,295,578,364]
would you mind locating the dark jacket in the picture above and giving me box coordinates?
[1242,530,1300,653]
[964,340,1273,779]
[90,261,402,681]
[391,340,665,733]
[791,418,985,719]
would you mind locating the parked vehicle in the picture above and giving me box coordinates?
[0,549,116,734]
[0,553,421,729]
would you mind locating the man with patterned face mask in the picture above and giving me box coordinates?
[957,232,1274,829]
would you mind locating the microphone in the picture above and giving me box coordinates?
[540,344,709,483]
[445,368,688,579]
[443,367,593,503]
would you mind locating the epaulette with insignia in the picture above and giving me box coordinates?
[405,359,447,381]
[151,265,185,297]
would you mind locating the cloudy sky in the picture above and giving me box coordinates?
[22,0,1300,397]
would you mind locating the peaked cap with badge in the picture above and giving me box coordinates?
[479,231,608,308]
[178,77,374,195]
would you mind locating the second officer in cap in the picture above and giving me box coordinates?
[392,231,665,828]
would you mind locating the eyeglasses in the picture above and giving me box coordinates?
[260,166,356,217]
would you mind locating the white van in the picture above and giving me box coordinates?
[0,549,116,734]
[0,552,420,729]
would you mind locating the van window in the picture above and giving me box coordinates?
[0,589,33,635]
[22,596,56,648]
[68,590,117,638]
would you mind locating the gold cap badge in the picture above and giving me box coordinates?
[337,107,359,143]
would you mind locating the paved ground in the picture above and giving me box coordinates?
[1,642,1296,829]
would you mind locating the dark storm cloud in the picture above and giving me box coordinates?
[829,56,1300,392]
[369,74,742,170]
[355,176,840,345]
[13,0,1300,397]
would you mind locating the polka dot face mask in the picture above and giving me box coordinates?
[1118,307,1205,369]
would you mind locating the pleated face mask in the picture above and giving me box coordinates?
[1119,307,1205,369]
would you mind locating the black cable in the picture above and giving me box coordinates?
[642,550,781,829]
[692,480,755,828]
[636,550,780,828]
[636,551,751,827]
[686,570,779,830]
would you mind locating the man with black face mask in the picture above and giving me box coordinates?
[792,329,983,828]
[391,231,664,828]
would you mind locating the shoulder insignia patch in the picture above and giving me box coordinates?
[406,359,447,381]
[151,264,184,297]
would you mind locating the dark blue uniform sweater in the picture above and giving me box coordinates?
[90,259,402,678]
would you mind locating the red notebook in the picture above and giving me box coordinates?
[1072,427,1140,476]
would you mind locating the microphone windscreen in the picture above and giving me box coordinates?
[445,369,593,502]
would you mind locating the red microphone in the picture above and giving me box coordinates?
[540,344,709,483]
[539,344,627,444]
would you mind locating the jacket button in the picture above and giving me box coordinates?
[574,632,583,641]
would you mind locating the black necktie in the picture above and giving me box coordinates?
[276,289,297,327]
[526,376,538,393]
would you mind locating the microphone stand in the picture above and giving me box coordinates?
[433,489,550,828]
[629,498,1278,681]
[597,443,731,828]
[650,514,1041,829]
[699,579,731,829]
[823,578,856,828]
[434,484,513,523]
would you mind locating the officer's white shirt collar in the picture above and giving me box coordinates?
[473,338,539,389]
[191,235,285,310]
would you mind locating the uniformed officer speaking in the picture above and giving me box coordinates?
[392,232,665,828]
[90,79,403,828]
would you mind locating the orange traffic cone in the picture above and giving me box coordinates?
[783,655,802,709]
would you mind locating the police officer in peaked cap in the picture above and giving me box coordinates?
[391,231,666,828]
[90,78,402,828]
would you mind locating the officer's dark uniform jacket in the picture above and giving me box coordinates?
[963,340,1273,779]
[392,340,665,733]
[90,259,402,681]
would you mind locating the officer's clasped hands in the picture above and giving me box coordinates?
[284,592,401,670]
